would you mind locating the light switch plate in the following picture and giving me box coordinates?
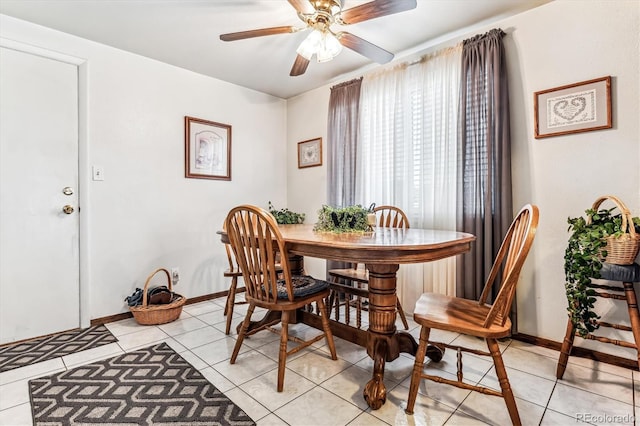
[92,165,104,181]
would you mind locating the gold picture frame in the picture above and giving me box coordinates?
[534,76,612,139]
[184,116,231,180]
[297,138,322,169]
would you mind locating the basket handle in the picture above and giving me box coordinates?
[141,268,172,308]
[589,195,637,238]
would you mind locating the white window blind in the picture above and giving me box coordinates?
[356,46,462,307]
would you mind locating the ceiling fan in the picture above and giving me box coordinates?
[219,0,417,76]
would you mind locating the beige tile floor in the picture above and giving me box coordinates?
[0,296,638,425]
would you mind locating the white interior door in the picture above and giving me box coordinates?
[0,46,80,344]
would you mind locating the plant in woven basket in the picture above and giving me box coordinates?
[564,207,640,337]
[268,202,305,224]
[314,204,370,233]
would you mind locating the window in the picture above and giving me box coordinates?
[355,47,462,302]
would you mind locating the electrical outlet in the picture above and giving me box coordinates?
[171,267,180,284]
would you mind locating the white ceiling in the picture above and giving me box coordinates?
[0,0,550,99]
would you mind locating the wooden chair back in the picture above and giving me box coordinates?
[224,243,236,271]
[478,204,539,328]
[326,205,411,328]
[336,205,410,273]
[374,205,410,229]
[222,221,240,273]
[225,205,294,303]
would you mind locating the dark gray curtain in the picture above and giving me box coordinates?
[456,29,513,302]
[326,78,362,277]
[327,78,362,206]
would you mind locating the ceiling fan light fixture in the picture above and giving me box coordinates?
[296,29,322,60]
[221,0,417,77]
[297,29,342,63]
[316,31,342,62]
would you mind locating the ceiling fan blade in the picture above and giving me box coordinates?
[337,32,394,64]
[287,0,316,15]
[290,54,310,76]
[339,0,417,25]
[220,26,298,42]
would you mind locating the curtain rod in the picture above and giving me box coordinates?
[330,77,363,91]
[336,27,503,83]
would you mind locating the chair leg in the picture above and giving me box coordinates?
[345,294,351,325]
[623,282,640,371]
[327,289,337,320]
[277,310,290,392]
[224,276,238,335]
[487,338,521,426]
[556,317,576,379]
[405,326,431,415]
[397,297,409,330]
[317,297,337,360]
[230,303,254,364]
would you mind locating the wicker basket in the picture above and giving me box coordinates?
[589,195,640,265]
[129,268,186,325]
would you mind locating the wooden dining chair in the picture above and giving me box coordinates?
[405,204,539,425]
[328,205,410,329]
[222,221,284,335]
[222,223,246,335]
[225,205,337,392]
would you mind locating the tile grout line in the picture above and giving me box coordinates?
[632,372,637,426]
[538,378,559,425]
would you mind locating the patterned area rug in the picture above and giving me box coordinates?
[0,325,117,373]
[29,342,255,425]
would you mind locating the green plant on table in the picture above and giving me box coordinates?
[564,207,640,337]
[268,202,305,224]
[314,205,370,233]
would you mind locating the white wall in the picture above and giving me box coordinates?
[507,0,640,359]
[1,15,288,320]
[287,0,640,359]
[286,86,331,277]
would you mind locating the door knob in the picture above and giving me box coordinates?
[62,205,75,214]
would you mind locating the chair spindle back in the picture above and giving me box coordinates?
[374,205,410,229]
[225,205,293,303]
[222,222,240,272]
[479,204,539,328]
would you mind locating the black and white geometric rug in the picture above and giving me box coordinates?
[29,342,255,425]
[0,325,118,373]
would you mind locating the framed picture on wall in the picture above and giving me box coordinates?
[297,138,322,168]
[534,76,612,139]
[184,116,231,180]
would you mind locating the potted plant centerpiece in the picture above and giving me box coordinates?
[564,196,640,336]
[268,202,305,224]
[314,204,373,233]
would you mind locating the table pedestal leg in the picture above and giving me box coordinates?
[363,264,399,409]
[364,338,388,409]
[288,254,304,275]
[362,263,444,409]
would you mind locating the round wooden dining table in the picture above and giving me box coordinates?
[279,224,474,408]
[220,224,475,409]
